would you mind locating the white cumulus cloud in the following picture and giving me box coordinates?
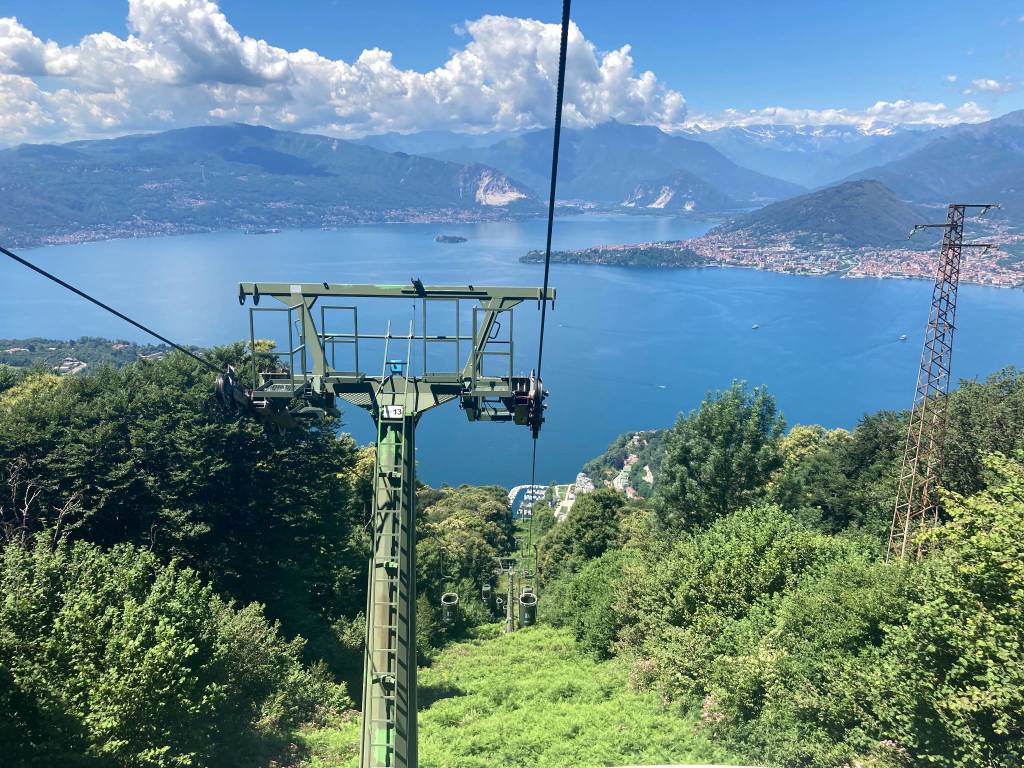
[686,99,990,132]
[962,77,1017,95]
[0,0,687,144]
[0,1,1003,146]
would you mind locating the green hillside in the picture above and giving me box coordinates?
[0,124,538,248]
[712,179,930,248]
[299,625,736,768]
[2,351,1023,768]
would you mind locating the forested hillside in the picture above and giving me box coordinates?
[0,351,515,766]
[537,375,1024,767]
[0,124,538,248]
[1,353,1022,767]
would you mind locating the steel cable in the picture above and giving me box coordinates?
[1,244,221,373]
[526,0,571,572]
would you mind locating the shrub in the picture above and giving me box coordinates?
[538,489,629,583]
[545,549,637,659]
[0,538,349,767]
[620,503,855,703]
[701,555,913,767]
[869,454,1024,767]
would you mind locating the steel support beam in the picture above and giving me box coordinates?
[888,203,996,560]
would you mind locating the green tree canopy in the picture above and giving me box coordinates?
[655,382,784,530]
[538,489,630,583]
[0,349,370,669]
[0,538,347,767]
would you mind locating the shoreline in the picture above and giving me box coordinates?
[521,238,1024,289]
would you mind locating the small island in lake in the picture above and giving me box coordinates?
[435,234,468,243]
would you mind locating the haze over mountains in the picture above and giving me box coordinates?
[428,121,804,204]
[683,124,938,187]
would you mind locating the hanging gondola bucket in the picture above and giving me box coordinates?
[481,582,493,605]
[519,590,538,626]
[440,591,459,626]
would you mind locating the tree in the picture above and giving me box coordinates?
[538,489,629,583]
[414,485,516,645]
[771,410,905,534]
[871,453,1024,767]
[943,368,1024,497]
[0,538,348,767]
[0,349,367,672]
[655,382,784,530]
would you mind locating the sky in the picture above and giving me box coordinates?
[1,0,1023,145]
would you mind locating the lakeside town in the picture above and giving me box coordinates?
[527,220,1024,287]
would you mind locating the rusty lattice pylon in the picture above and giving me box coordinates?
[887,203,997,561]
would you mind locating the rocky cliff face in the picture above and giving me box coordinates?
[459,165,532,206]
[622,169,740,213]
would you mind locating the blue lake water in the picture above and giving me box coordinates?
[2,214,1023,488]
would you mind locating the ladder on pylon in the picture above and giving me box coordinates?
[362,322,414,768]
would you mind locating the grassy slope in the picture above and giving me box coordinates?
[298,625,735,768]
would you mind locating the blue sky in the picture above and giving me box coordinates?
[1,0,1022,143]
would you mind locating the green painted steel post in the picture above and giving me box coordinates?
[361,415,417,768]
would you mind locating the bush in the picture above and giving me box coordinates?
[701,555,913,767]
[620,503,856,704]
[621,456,1024,768]
[544,549,637,660]
[869,454,1024,767]
[538,489,629,583]
[0,538,349,767]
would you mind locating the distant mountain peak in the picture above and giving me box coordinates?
[428,121,802,204]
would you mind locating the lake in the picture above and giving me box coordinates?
[3,214,1023,488]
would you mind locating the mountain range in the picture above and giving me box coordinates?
[683,124,938,187]
[0,124,537,248]
[427,121,805,204]
[3,110,1024,251]
[844,110,1024,216]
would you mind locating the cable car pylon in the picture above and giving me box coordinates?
[234,281,553,768]
[888,203,998,561]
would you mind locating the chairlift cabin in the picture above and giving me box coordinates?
[519,590,538,626]
[440,592,459,626]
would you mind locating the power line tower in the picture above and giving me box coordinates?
[887,203,997,561]
[220,281,552,768]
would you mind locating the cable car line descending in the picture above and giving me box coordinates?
[0,244,220,374]
[525,0,572,571]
